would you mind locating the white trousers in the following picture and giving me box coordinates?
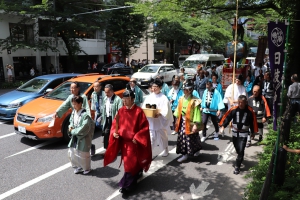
[150,129,168,151]
[68,148,91,171]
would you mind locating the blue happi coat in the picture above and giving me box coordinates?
[201,88,225,116]
[244,80,253,97]
[213,82,224,99]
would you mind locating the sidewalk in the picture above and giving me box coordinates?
[222,127,267,199]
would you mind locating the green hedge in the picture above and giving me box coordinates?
[244,120,300,200]
[0,81,25,89]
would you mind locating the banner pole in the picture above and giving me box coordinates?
[272,18,290,183]
[232,0,239,95]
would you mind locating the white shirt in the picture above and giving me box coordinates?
[224,83,247,110]
[142,93,173,130]
[73,109,84,127]
[170,88,179,100]
[106,96,112,117]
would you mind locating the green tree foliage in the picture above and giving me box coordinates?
[104,0,148,62]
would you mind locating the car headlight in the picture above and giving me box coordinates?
[7,102,22,108]
[37,114,55,123]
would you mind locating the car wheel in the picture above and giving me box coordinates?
[62,114,71,142]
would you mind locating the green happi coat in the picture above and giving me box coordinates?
[131,85,143,106]
[56,94,91,118]
[91,91,105,116]
[101,94,123,128]
[68,109,95,152]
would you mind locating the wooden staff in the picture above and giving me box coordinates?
[229,0,239,134]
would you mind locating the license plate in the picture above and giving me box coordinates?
[18,126,26,133]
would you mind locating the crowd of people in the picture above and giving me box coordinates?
[52,61,300,194]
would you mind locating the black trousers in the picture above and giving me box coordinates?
[232,136,248,168]
[290,99,300,119]
[202,113,219,137]
[103,116,112,149]
[265,97,273,115]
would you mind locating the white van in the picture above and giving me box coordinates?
[181,54,225,76]
[178,55,190,68]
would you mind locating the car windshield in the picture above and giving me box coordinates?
[17,79,49,93]
[44,81,92,100]
[182,60,206,69]
[112,63,126,68]
[139,65,160,73]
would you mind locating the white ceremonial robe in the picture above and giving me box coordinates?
[224,83,247,110]
[142,93,173,150]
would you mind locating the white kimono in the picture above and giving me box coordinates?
[142,93,173,151]
[224,83,247,110]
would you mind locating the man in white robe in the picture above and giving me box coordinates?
[224,74,247,110]
[143,78,173,157]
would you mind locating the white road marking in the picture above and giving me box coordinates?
[217,143,236,165]
[0,132,16,140]
[0,147,105,199]
[190,181,214,199]
[5,140,56,159]
[105,147,178,200]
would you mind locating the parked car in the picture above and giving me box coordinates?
[131,64,177,87]
[13,74,148,142]
[101,63,133,75]
[0,73,80,121]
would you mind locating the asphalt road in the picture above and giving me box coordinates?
[0,89,264,200]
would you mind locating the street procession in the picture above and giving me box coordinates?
[1,0,300,199]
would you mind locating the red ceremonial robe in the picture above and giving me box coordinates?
[104,105,152,176]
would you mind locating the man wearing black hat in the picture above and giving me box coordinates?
[104,90,152,194]
[224,74,247,110]
[142,78,173,157]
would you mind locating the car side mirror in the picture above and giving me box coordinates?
[138,69,141,72]
[45,88,53,93]
[159,70,164,73]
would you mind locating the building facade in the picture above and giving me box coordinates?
[0,12,106,82]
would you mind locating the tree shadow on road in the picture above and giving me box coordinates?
[112,159,248,200]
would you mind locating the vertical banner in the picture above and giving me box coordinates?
[268,22,287,130]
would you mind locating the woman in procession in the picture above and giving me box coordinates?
[174,80,202,162]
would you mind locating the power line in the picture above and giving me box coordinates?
[73,6,133,16]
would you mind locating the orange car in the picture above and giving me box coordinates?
[14,74,131,141]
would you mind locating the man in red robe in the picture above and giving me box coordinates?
[104,90,152,194]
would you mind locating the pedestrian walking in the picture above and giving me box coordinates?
[262,71,274,115]
[224,74,247,110]
[201,80,225,142]
[247,85,271,147]
[194,69,207,99]
[219,95,258,174]
[55,82,91,119]
[244,74,254,97]
[102,84,123,152]
[287,74,300,120]
[90,81,105,156]
[174,81,202,162]
[142,78,173,157]
[68,96,95,175]
[30,67,35,77]
[211,73,224,99]
[128,78,143,107]
[167,78,184,134]
[6,64,13,82]
[104,90,152,194]
[157,75,170,97]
